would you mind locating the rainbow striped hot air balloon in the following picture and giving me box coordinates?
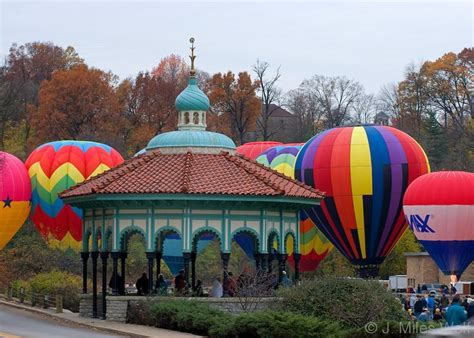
[25,141,124,249]
[295,126,430,277]
[256,145,333,271]
[403,171,474,281]
[0,152,31,250]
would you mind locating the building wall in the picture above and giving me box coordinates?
[406,253,474,287]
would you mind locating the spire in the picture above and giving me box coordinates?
[189,37,196,76]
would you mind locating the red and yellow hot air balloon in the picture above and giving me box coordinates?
[25,141,124,250]
[0,151,31,250]
[295,126,430,277]
[256,145,333,271]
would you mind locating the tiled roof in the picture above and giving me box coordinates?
[60,151,324,200]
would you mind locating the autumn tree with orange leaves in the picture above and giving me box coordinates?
[208,71,261,145]
[30,64,123,150]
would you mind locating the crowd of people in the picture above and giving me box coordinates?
[108,267,293,298]
[401,291,474,326]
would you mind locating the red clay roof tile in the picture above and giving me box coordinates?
[60,151,324,200]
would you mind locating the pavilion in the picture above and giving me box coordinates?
[60,38,323,319]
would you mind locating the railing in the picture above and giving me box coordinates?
[2,285,63,313]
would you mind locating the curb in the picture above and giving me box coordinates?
[0,299,146,337]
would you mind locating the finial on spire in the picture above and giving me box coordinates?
[189,37,196,76]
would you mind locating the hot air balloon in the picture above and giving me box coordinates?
[25,141,124,249]
[236,141,282,160]
[256,145,333,271]
[162,232,215,275]
[295,126,430,277]
[403,171,474,281]
[0,152,31,250]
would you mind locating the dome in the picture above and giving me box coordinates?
[146,130,236,152]
[175,77,210,112]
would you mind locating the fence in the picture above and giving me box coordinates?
[2,285,63,313]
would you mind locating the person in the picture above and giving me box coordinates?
[445,294,467,326]
[403,295,411,311]
[468,298,474,319]
[226,272,237,297]
[449,282,457,295]
[417,284,421,294]
[426,292,436,320]
[174,270,186,294]
[461,296,470,311]
[211,277,223,298]
[433,308,443,322]
[409,293,417,309]
[136,272,149,296]
[440,293,449,310]
[414,295,427,318]
[281,271,291,287]
[418,308,430,322]
[421,284,428,292]
[109,272,125,295]
[155,273,167,295]
[193,279,204,297]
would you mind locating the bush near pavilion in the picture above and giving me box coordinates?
[276,276,405,328]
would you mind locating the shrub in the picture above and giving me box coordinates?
[149,300,231,335]
[209,311,346,338]
[28,270,82,312]
[276,276,404,328]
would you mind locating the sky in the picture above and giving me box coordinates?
[1,1,472,94]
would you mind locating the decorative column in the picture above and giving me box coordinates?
[155,252,162,280]
[254,254,261,271]
[293,253,301,282]
[221,253,230,294]
[277,254,288,283]
[190,252,197,288]
[100,251,109,319]
[260,253,269,273]
[183,253,191,284]
[80,252,89,294]
[146,252,154,294]
[120,252,127,293]
[111,253,119,295]
[91,251,98,318]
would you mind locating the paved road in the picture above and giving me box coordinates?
[0,304,122,338]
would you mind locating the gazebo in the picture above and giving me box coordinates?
[60,39,323,319]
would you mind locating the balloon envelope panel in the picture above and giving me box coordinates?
[0,151,31,250]
[295,126,430,274]
[25,141,124,249]
[403,171,474,277]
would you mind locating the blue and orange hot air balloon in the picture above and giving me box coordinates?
[403,171,474,281]
[25,141,124,249]
[0,151,31,250]
[256,145,333,271]
[295,126,430,277]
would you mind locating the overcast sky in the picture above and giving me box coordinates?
[1,1,472,94]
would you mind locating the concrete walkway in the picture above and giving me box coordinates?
[0,300,200,338]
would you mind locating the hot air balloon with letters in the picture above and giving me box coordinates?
[403,171,474,282]
[295,125,430,277]
[0,151,31,250]
[25,141,124,250]
[256,145,333,271]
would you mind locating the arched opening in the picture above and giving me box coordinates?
[267,231,280,273]
[193,229,220,290]
[120,229,147,294]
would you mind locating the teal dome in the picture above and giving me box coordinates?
[175,77,210,111]
[147,130,236,151]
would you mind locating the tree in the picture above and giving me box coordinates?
[252,60,282,140]
[285,87,322,141]
[352,93,376,125]
[299,75,364,128]
[4,42,83,151]
[30,64,123,149]
[208,71,261,145]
